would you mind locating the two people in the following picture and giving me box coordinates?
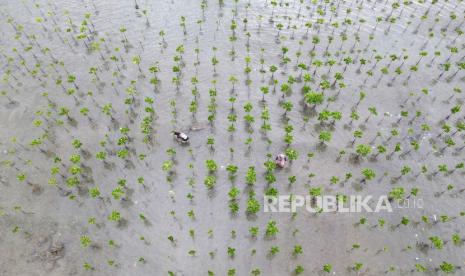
[173,131,287,168]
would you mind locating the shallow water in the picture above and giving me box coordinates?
[1,0,465,275]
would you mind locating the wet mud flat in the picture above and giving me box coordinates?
[1,0,465,275]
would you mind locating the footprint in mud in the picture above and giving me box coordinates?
[8,106,28,123]
[31,184,43,195]
[19,220,66,272]
[4,100,19,109]
[39,242,65,271]
[189,122,208,131]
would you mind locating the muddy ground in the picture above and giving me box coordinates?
[1,0,465,275]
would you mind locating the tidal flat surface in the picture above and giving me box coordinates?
[1,0,465,275]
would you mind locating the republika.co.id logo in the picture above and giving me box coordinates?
[264,195,423,213]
